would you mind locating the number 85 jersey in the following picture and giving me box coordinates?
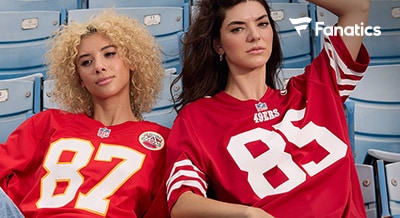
[0,109,170,218]
[166,35,370,217]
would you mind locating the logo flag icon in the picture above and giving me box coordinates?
[289,17,312,36]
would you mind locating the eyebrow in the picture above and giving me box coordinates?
[77,44,117,61]
[227,14,269,27]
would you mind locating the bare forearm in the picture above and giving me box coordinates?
[171,192,274,218]
[308,0,370,60]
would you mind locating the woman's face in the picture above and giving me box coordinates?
[76,33,132,101]
[216,1,273,73]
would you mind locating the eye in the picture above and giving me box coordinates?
[231,26,244,33]
[80,59,93,67]
[105,52,116,58]
[259,21,270,27]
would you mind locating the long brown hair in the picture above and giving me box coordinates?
[171,0,282,112]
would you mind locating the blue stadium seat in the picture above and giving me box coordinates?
[366,150,400,218]
[347,64,400,163]
[0,11,60,79]
[269,2,312,68]
[315,0,400,65]
[0,0,79,11]
[363,0,400,65]
[0,73,43,143]
[356,163,377,218]
[42,79,60,110]
[143,68,182,128]
[88,0,184,7]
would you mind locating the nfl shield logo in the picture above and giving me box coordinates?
[97,127,111,138]
[255,102,268,112]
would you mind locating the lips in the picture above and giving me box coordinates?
[247,46,265,54]
[95,75,115,85]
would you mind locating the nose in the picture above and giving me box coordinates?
[94,59,106,74]
[247,24,261,42]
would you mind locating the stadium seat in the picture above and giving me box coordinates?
[0,73,43,143]
[347,64,400,163]
[385,161,400,216]
[143,68,182,128]
[88,0,184,7]
[363,0,400,65]
[0,0,79,11]
[356,163,377,218]
[366,150,400,218]
[0,11,60,79]
[42,79,60,110]
[269,2,312,68]
[315,0,400,65]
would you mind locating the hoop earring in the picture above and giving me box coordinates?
[219,54,223,62]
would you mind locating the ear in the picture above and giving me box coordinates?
[213,38,224,55]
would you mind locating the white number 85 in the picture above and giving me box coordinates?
[227,109,347,198]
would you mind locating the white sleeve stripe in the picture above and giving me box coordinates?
[337,79,358,86]
[323,37,364,97]
[339,90,353,96]
[167,180,207,201]
[167,159,204,184]
[166,169,208,193]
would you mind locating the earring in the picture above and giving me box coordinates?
[219,54,223,62]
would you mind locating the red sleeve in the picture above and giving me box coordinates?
[165,114,209,213]
[299,35,370,103]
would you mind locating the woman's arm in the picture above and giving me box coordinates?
[308,0,370,60]
[171,191,274,218]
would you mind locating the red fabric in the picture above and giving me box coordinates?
[166,35,369,217]
[0,109,170,218]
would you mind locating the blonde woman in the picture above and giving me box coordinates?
[0,10,169,218]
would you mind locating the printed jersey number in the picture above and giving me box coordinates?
[227,109,347,198]
[36,139,145,216]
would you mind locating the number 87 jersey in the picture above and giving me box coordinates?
[0,109,170,218]
[165,35,370,218]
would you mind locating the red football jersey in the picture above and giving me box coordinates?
[0,109,170,218]
[166,35,370,217]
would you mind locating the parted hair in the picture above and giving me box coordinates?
[46,9,164,120]
[171,0,283,112]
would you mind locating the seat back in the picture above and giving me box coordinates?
[315,0,400,65]
[0,73,43,143]
[270,2,312,68]
[347,64,400,163]
[356,163,377,218]
[0,0,81,79]
[386,161,400,215]
[0,11,60,79]
[363,0,400,65]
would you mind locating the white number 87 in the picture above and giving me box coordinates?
[227,109,347,198]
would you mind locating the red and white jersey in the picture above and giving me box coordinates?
[0,109,170,218]
[166,35,370,217]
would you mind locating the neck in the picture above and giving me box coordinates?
[225,68,268,101]
[92,96,138,126]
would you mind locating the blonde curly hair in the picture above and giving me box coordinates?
[46,9,164,120]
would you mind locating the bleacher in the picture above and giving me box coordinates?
[0,0,399,217]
